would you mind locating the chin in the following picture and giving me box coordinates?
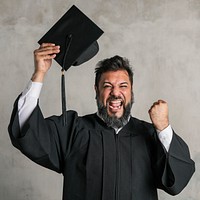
[107,108,124,119]
[108,112,123,119]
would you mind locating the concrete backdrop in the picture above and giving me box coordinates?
[0,0,199,199]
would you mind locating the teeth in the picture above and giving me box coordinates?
[108,99,123,111]
[110,100,122,104]
[109,104,121,110]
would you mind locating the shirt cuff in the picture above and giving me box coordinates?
[157,125,173,152]
[21,80,43,99]
[18,80,43,129]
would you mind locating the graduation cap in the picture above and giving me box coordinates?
[38,5,104,125]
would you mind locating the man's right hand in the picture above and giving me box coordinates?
[31,43,60,82]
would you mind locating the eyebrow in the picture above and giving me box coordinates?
[103,81,129,85]
[120,82,128,85]
[103,82,112,85]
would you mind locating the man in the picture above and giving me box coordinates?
[8,43,195,200]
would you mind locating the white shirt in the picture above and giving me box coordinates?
[18,81,173,152]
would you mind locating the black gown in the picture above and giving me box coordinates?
[8,97,195,200]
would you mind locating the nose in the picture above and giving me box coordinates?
[110,86,120,97]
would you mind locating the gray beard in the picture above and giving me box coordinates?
[96,94,134,129]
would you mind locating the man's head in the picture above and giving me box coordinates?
[95,55,134,128]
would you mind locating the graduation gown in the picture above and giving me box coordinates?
[8,98,195,200]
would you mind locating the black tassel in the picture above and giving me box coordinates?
[61,69,67,125]
[61,34,73,126]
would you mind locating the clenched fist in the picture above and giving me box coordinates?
[148,100,169,131]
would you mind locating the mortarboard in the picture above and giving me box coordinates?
[38,5,104,125]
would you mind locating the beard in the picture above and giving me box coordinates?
[96,93,134,129]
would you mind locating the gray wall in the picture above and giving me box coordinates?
[1,0,199,199]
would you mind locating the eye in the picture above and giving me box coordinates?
[103,85,112,88]
[120,84,128,88]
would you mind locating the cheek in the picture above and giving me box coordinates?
[124,91,132,103]
[97,91,105,101]
[100,92,110,105]
[126,92,132,100]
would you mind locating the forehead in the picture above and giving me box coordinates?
[99,70,131,85]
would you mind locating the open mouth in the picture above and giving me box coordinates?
[108,100,123,110]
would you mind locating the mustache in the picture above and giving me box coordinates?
[107,95,123,101]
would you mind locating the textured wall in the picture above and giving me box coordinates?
[0,0,199,199]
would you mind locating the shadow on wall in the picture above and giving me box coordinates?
[192,153,200,199]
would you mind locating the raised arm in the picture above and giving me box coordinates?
[148,99,195,194]
[18,43,60,128]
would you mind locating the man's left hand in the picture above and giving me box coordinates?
[148,100,169,131]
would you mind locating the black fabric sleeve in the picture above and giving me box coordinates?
[8,97,80,174]
[154,131,195,195]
